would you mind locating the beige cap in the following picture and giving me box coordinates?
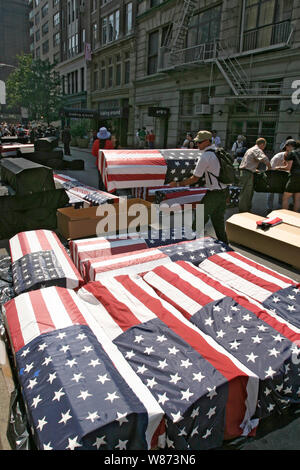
[194,130,212,143]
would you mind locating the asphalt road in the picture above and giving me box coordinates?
[0,145,299,451]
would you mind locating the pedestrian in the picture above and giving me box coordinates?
[169,130,229,243]
[267,149,286,211]
[61,126,72,156]
[181,133,194,149]
[280,135,293,151]
[238,137,271,213]
[29,127,36,144]
[277,139,300,212]
[211,130,221,148]
[147,130,155,149]
[138,127,147,148]
[231,135,247,163]
[91,126,114,190]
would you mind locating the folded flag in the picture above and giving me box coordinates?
[85,237,232,282]
[256,217,283,230]
[153,187,207,207]
[142,261,300,422]
[78,276,259,448]
[9,230,83,294]
[98,149,202,192]
[7,287,164,450]
[53,174,119,206]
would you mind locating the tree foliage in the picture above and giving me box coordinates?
[6,54,63,124]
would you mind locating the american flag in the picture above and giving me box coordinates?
[69,230,221,277]
[85,237,232,282]
[9,230,83,294]
[98,149,202,192]
[5,287,164,450]
[197,251,299,308]
[78,276,259,448]
[53,174,119,206]
[142,261,300,421]
[153,187,207,207]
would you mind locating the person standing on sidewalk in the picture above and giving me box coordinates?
[169,130,229,243]
[62,126,72,156]
[239,138,271,213]
[92,127,114,190]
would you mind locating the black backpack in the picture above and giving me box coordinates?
[209,148,235,185]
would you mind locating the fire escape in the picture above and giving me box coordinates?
[159,0,293,100]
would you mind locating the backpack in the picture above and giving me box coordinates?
[209,148,235,185]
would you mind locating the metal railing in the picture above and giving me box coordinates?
[243,20,292,52]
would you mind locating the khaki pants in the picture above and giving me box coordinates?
[239,169,254,213]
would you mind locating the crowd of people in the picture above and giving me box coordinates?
[0,121,59,143]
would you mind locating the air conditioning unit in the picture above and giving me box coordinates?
[194,104,212,115]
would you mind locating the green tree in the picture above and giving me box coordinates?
[6,54,63,124]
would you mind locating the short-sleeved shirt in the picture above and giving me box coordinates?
[239,145,269,172]
[270,152,285,169]
[193,145,227,191]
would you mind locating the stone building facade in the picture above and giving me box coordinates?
[131,0,300,152]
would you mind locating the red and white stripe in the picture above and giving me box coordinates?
[3,285,164,449]
[149,187,208,207]
[70,236,148,278]
[9,230,83,289]
[143,260,300,343]
[99,150,167,192]
[78,275,260,438]
[87,247,172,281]
[198,251,297,303]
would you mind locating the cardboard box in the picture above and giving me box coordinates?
[226,212,300,270]
[267,209,300,229]
[57,198,154,240]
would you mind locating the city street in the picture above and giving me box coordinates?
[1,145,299,451]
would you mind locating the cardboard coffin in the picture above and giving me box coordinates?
[57,198,154,240]
[226,212,300,270]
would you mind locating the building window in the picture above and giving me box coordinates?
[101,61,106,88]
[42,21,49,37]
[125,2,133,35]
[187,6,221,47]
[41,2,49,18]
[35,47,40,58]
[116,54,121,86]
[92,0,97,11]
[53,0,59,6]
[102,10,120,44]
[108,57,113,87]
[53,51,60,63]
[148,30,159,75]
[53,32,60,47]
[124,52,130,83]
[35,12,40,25]
[243,0,293,51]
[92,22,98,48]
[53,12,60,27]
[93,64,99,91]
[150,0,161,6]
[42,40,49,55]
[35,29,40,42]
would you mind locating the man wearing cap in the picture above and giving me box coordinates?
[169,130,228,243]
[238,138,271,213]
